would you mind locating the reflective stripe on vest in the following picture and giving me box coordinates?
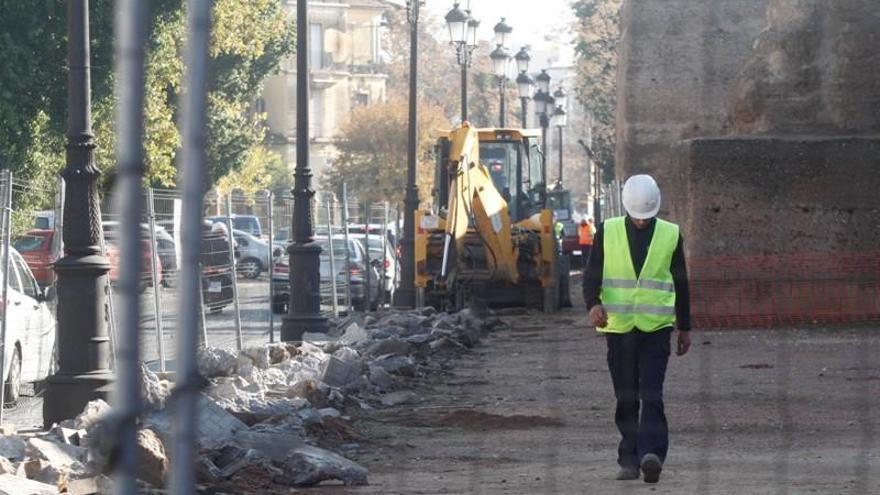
[599,216,679,334]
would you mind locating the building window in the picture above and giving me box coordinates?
[355,92,369,107]
[309,23,324,70]
[310,89,324,138]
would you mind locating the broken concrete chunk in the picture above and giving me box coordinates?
[65,477,99,495]
[141,364,170,410]
[71,400,111,431]
[0,426,14,437]
[285,379,328,408]
[0,457,14,476]
[197,347,238,378]
[231,430,304,463]
[338,322,369,347]
[276,445,368,487]
[0,437,26,462]
[25,438,86,470]
[321,348,362,388]
[365,338,411,358]
[24,461,68,492]
[242,346,271,370]
[266,343,291,364]
[371,355,416,377]
[0,473,59,495]
[318,407,341,419]
[380,391,418,407]
[136,429,168,488]
[367,365,394,391]
[50,427,85,447]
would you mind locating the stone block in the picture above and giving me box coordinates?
[135,429,168,487]
[275,445,368,487]
[0,473,59,495]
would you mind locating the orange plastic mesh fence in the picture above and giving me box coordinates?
[688,250,880,329]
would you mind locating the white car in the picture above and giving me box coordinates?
[1,248,56,404]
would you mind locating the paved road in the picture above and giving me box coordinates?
[4,276,284,430]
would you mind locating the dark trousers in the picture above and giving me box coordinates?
[606,327,672,468]
[580,245,592,269]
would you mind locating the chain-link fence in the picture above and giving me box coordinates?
[97,187,400,372]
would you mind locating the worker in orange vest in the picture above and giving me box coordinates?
[578,218,595,269]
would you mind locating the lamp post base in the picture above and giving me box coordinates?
[281,315,329,342]
[42,371,113,429]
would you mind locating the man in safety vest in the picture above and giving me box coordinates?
[578,218,595,268]
[582,174,691,484]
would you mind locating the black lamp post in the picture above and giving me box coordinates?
[43,0,114,428]
[534,69,553,156]
[282,0,328,340]
[551,103,568,188]
[394,0,423,309]
[446,2,479,122]
[514,46,532,127]
[552,86,568,187]
[490,44,510,127]
[491,18,512,127]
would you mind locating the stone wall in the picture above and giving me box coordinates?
[615,0,770,221]
[616,0,880,258]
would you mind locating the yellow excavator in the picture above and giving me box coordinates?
[414,123,570,312]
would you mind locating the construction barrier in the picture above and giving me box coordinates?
[689,250,880,329]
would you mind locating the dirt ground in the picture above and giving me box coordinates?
[300,280,879,495]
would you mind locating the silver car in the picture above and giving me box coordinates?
[351,234,399,299]
[232,229,271,279]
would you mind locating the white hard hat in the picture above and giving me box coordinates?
[622,174,661,219]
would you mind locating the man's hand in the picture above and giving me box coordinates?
[589,304,608,328]
[676,330,691,356]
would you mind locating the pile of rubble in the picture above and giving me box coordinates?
[0,307,505,493]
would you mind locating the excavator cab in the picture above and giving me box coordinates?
[433,129,547,220]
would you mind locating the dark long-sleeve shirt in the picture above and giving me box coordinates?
[582,217,692,331]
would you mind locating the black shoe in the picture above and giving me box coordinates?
[615,466,640,480]
[640,454,662,483]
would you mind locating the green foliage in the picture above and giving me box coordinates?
[572,0,622,182]
[0,0,294,215]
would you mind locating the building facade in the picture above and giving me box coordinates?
[262,0,400,186]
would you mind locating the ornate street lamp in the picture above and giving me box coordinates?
[552,103,568,187]
[535,69,551,94]
[394,0,424,309]
[282,0,328,340]
[44,0,115,429]
[533,69,554,157]
[490,44,511,127]
[514,46,531,127]
[516,71,533,127]
[493,17,512,48]
[446,3,479,122]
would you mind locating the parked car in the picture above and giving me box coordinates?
[200,224,235,313]
[102,221,178,285]
[351,233,399,299]
[0,247,57,404]
[13,230,59,288]
[206,215,263,239]
[272,236,380,314]
[104,238,163,293]
[232,229,270,279]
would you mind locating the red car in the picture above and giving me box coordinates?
[13,230,58,288]
[105,238,163,293]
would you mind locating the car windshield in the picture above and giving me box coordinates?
[13,235,45,252]
[315,239,350,260]
[233,217,259,235]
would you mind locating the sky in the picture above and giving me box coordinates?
[424,0,577,65]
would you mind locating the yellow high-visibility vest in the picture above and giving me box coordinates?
[599,216,679,333]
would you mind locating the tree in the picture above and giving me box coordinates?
[572,0,622,183]
[322,99,449,205]
[0,0,293,205]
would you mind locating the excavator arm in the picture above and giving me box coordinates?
[442,124,519,285]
